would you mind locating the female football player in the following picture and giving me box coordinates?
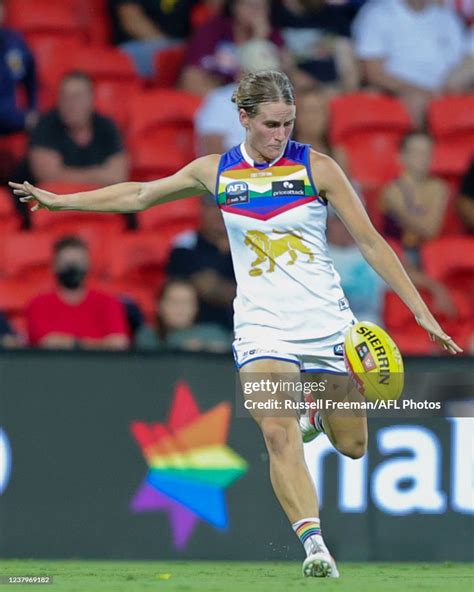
[10,70,461,578]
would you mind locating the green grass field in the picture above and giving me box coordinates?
[1,561,473,592]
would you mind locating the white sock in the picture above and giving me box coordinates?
[292,517,329,557]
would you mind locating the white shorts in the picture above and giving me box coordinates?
[232,321,355,374]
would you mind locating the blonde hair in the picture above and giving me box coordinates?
[231,70,295,118]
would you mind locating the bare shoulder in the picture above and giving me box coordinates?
[185,153,221,192]
[309,149,347,194]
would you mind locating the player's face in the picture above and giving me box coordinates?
[242,101,296,162]
[58,78,94,129]
[159,284,198,331]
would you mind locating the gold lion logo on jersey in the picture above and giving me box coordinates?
[244,230,315,276]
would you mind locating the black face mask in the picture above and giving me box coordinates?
[55,265,87,290]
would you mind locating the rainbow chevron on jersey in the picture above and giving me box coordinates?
[216,141,323,221]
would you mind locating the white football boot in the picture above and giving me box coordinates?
[302,538,340,578]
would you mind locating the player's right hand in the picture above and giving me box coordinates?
[8,181,58,212]
[415,312,463,355]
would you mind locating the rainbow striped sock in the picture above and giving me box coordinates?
[292,518,325,556]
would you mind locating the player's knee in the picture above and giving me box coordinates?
[260,419,294,456]
[335,436,367,460]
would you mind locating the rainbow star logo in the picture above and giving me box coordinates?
[130,381,248,549]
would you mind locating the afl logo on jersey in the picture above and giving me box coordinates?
[272,180,305,197]
[226,181,249,205]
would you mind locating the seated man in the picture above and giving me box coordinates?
[166,195,236,331]
[0,0,38,135]
[25,71,128,185]
[352,0,465,125]
[27,236,129,350]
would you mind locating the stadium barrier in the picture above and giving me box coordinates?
[0,351,472,561]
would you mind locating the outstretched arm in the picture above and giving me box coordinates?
[9,155,220,213]
[311,151,462,354]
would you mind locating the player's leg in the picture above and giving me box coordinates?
[239,358,339,577]
[312,372,368,459]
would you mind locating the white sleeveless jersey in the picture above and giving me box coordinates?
[215,141,355,341]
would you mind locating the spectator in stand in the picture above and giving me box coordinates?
[380,132,449,267]
[136,278,232,351]
[196,38,281,155]
[293,89,330,153]
[272,0,360,91]
[456,159,474,233]
[352,0,466,126]
[0,0,38,135]
[0,312,21,348]
[22,71,128,186]
[167,195,236,330]
[26,236,129,350]
[180,0,285,95]
[110,0,217,78]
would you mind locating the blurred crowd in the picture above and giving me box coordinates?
[0,0,473,354]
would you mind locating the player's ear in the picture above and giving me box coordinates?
[239,108,249,129]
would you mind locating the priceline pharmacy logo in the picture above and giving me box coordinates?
[0,428,12,495]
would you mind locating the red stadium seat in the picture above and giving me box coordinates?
[138,197,201,234]
[421,237,474,293]
[430,140,474,184]
[130,129,196,180]
[78,0,112,45]
[340,134,401,187]
[27,36,89,109]
[154,44,186,88]
[128,90,201,180]
[0,188,21,235]
[106,232,173,290]
[329,94,411,188]
[428,95,474,140]
[128,89,202,137]
[329,93,412,144]
[94,79,140,131]
[0,278,50,316]
[1,232,55,282]
[4,0,84,38]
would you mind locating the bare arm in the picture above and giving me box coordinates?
[10,155,220,213]
[29,147,128,185]
[363,58,430,94]
[117,3,163,40]
[311,151,461,353]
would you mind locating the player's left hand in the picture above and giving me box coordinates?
[415,313,463,354]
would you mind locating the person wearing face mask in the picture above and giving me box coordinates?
[26,236,129,350]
